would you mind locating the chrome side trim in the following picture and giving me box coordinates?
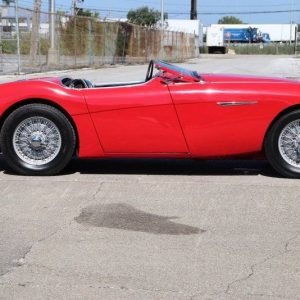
[217,101,258,107]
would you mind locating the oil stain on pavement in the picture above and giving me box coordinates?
[75,203,204,235]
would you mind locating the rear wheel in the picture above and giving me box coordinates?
[265,110,300,178]
[1,104,76,175]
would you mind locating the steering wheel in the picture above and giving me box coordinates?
[69,79,88,89]
[145,60,154,82]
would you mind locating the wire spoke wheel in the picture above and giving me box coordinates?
[278,120,300,168]
[13,116,62,166]
[1,104,76,175]
[265,110,300,178]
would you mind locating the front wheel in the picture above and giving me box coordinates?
[265,110,300,178]
[1,104,76,175]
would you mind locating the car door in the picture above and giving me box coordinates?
[168,78,267,157]
[84,79,188,154]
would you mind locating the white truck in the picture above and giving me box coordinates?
[206,24,298,54]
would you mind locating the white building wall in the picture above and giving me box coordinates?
[166,19,202,35]
[166,19,203,46]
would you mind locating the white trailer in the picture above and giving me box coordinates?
[206,25,226,53]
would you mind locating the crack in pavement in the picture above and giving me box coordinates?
[284,234,299,252]
[24,261,189,297]
[225,234,300,296]
[0,183,104,281]
[86,284,189,297]
[246,292,299,299]
[90,182,104,203]
[190,292,214,299]
[2,261,190,298]
[69,182,104,228]
[0,229,60,280]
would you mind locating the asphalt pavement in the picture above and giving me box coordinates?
[1,56,300,299]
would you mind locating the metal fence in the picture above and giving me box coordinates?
[228,43,296,55]
[0,7,199,74]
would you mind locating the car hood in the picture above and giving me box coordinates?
[201,73,298,84]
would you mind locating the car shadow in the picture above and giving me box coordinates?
[0,154,279,177]
[63,157,279,177]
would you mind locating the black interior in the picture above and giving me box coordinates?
[61,61,156,90]
[61,78,93,89]
[61,77,146,89]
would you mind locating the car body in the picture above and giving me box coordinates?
[1,60,300,177]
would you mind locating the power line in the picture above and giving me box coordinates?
[81,8,300,16]
[34,0,300,12]
[11,0,300,14]
[14,0,300,17]
[15,5,300,17]
[68,0,299,8]
[179,9,300,16]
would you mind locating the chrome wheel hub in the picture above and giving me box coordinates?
[13,117,62,166]
[30,133,45,149]
[279,120,300,168]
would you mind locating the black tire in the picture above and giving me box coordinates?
[265,110,300,178]
[0,103,76,175]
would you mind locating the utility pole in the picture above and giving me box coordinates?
[1,0,21,73]
[30,0,41,65]
[72,0,84,16]
[160,0,164,59]
[49,0,55,49]
[47,0,59,65]
[71,0,76,15]
[191,0,197,20]
[290,0,294,45]
[15,0,21,73]
[161,0,164,29]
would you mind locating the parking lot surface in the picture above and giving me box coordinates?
[1,56,300,299]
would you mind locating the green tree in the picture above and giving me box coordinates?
[218,16,244,24]
[76,8,99,18]
[127,6,161,28]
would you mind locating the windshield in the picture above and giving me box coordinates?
[154,60,201,82]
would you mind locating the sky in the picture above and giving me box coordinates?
[16,0,300,26]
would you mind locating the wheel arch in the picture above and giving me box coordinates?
[263,104,300,150]
[0,98,79,154]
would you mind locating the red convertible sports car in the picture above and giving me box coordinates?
[1,60,300,177]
